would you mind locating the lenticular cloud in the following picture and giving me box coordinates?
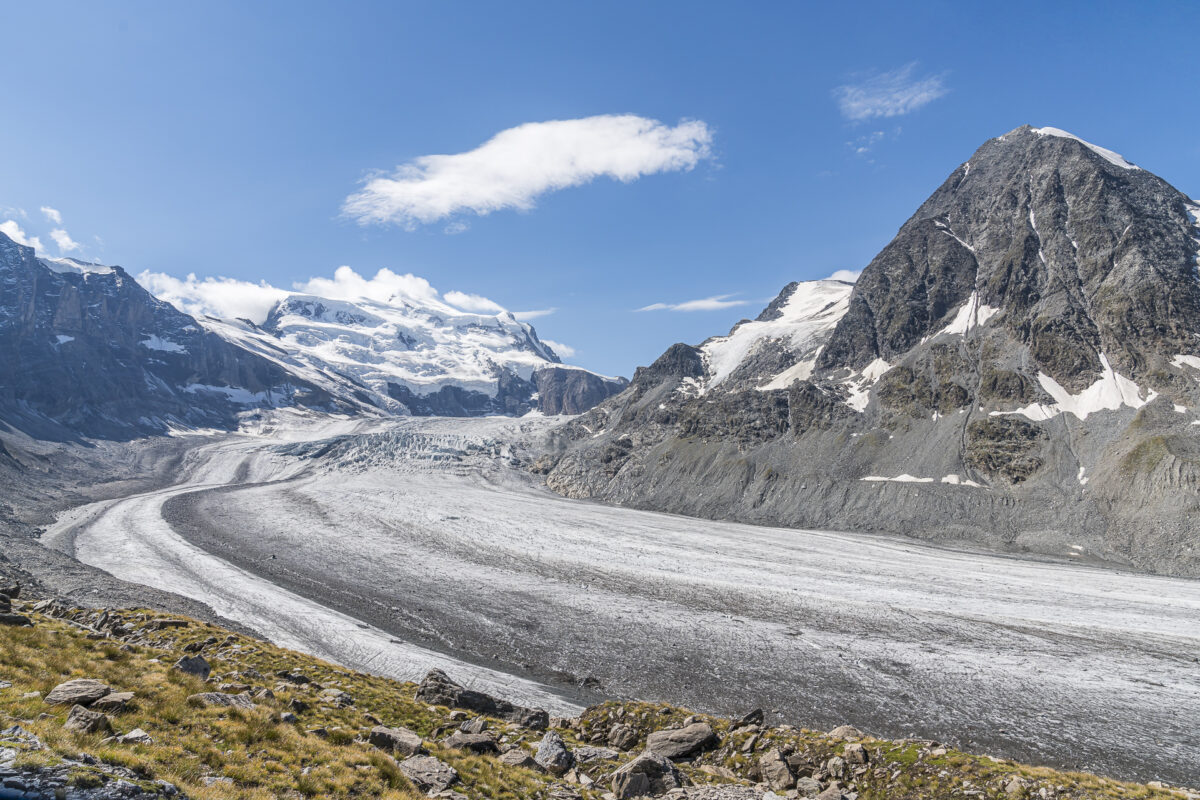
[343,114,713,227]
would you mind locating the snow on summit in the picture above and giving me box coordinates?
[1033,126,1139,170]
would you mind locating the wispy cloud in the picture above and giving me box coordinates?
[443,290,504,314]
[40,206,62,225]
[50,228,81,253]
[344,114,713,228]
[834,63,947,121]
[636,294,750,312]
[827,269,861,283]
[541,338,575,358]
[0,220,43,252]
[136,272,291,323]
[513,308,556,321]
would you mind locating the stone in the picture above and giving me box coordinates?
[733,708,764,728]
[574,745,619,763]
[827,725,863,740]
[44,679,111,707]
[610,752,683,798]
[612,771,651,799]
[0,583,19,599]
[795,777,824,797]
[498,748,540,770]
[399,755,459,794]
[645,722,718,760]
[91,692,135,713]
[62,704,112,735]
[318,688,353,707]
[415,669,549,730]
[607,723,639,751]
[824,756,846,779]
[459,717,488,734]
[280,712,298,724]
[843,743,868,765]
[759,748,795,791]
[443,731,498,754]
[289,698,309,713]
[118,728,153,744]
[145,619,189,630]
[815,787,844,800]
[173,655,211,680]
[534,731,574,775]
[187,692,256,710]
[368,725,424,756]
[0,615,32,627]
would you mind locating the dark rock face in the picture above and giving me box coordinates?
[545,126,1200,577]
[414,669,549,730]
[0,235,340,440]
[533,367,628,415]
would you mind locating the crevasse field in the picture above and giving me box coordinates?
[42,414,1200,786]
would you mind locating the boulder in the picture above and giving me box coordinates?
[815,787,845,800]
[0,614,32,627]
[534,731,574,776]
[63,704,112,735]
[399,755,458,794]
[497,748,540,770]
[0,582,19,599]
[187,692,256,710]
[459,717,488,734]
[0,595,9,612]
[843,742,869,765]
[827,725,863,740]
[44,679,111,707]
[280,712,298,724]
[574,745,619,763]
[442,731,499,754]
[610,752,683,798]
[759,748,795,791]
[645,722,718,760]
[415,669,548,730]
[795,776,824,797]
[368,725,424,756]
[91,692,135,713]
[318,688,353,707]
[607,723,639,750]
[733,708,764,728]
[118,728,153,744]
[173,655,211,680]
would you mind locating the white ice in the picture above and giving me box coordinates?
[1032,127,1139,170]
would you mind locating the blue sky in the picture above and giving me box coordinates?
[2,1,1198,376]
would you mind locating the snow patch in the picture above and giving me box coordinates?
[1172,354,1200,372]
[941,474,983,488]
[184,383,272,405]
[54,334,74,345]
[992,354,1156,421]
[41,257,115,276]
[1032,127,1139,170]
[843,358,891,412]
[140,334,187,353]
[929,291,1001,339]
[1078,466,1089,486]
[862,474,934,484]
[696,280,851,392]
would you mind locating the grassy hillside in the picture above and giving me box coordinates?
[0,603,1194,800]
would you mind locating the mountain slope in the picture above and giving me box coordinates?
[543,125,1200,577]
[0,234,345,440]
[0,232,626,439]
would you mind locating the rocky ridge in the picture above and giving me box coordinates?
[543,125,1200,576]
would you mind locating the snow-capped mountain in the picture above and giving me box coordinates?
[0,232,625,438]
[0,236,345,439]
[544,125,1200,577]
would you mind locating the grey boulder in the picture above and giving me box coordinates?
[44,679,111,707]
[610,752,684,799]
[173,655,211,680]
[399,755,458,794]
[368,725,424,757]
[645,722,718,759]
[534,731,574,776]
[62,704,112,735]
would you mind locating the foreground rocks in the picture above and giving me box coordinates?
[416,668,549,730]
[646,722,719,759]
[399,755,459,794]
[368,724,424,756]
[44,679,112,707]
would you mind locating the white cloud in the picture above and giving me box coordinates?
[636,294,750,312]
[443,221,469,235]
[40,206,63,225]
[444,290,505,314]
[50,228,81,253]
[344,114,713,227]
[136,271,290,323]
[0,220,43,252]
[541,339,576,358]
[834,63,947,121]
[513,308,556,321]
[827,269,861,283]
